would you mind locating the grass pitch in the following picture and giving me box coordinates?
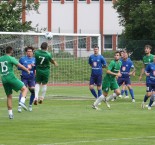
[0,86,155,145]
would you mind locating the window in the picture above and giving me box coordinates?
[66,36,74,49]
[91,37,98,48]
[104,35,112,49]
[92,0,99,1]
[78,37,86,49]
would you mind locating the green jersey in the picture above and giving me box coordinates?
[105,60,122,80]
[143,54,154,68]
[0,55,19,83]
[35,50,52,70]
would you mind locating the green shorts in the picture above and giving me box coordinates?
[102,77,119,93]
[36,69,50,84]
[2,77,24,96]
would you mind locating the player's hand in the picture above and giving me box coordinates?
[145,73,150,76]
[27,70,30,74]
[117,73,122,77]
[54,62,58,67]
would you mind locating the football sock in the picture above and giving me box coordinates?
[18,92,22,102]
[94,95,105,106]
[121,90,125,96]
[20,97,26,103]
[125,90,128,96]
[144,95,148,102]
[8,110,13,115]
[29,89,35,105]
[41,85,47,98]
[35,84,40,100]
[90,89,98,98]
[98,89,102,98]
[129,89,134,99]
[106,93,117,101]
[149,95,154,107]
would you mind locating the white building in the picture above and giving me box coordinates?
[25,0,124,52]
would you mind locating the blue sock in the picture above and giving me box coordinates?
[98,89,102,98]
[29,89,35,105]
[19,92,22,102]
[129,89,134,99]
[121,90,125,95]
[125,90,128,96]
[144,95,148,102]
[90,89,98,98]
[149,99,154,107]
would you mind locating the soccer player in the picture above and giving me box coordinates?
[33,42,58,105]
[119,50,129,98]
[140,45,154,108]
[145,55,155,110]
[18,46,35,112]
[89,46,107,100]
[117,50,136,102]
[0,46,30,119]
[92,51,122,109]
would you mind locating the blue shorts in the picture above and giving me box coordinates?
[147,84,155,92]
[89,75,102,86]
[21,77,35,88]
[117,77,131,86]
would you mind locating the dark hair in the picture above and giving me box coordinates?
[145,45,152,50]
[6,46,13,54]
[41,42,48,50]
[115,51,121,55]
[24,46,34,52]
[94,46,99,49]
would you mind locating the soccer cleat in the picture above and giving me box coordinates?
[141,102,145,109]
[124,96,129,99]
[33,99,38,105]
[98,102,101,105]
[19,102,28,111]
[9,114,14,119]
[132,99,135,103]
[105,101,111,108]
[118,95,122,98]
[29,105,32,112]
[18,106,22,113]
[38,97,44,104]
[92,104,100,110]
[148,106,152,110]
[151,102,155,107]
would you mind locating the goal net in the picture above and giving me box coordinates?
[0,32,101,98]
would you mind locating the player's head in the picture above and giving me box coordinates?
[25,46,34,57]
[41,42,48,50]
[5,46,13,55]
[120,50,124,58]
[114,51,121,61]
[122,50,128,60]
[144,45,152,55]
[93,46,99,55]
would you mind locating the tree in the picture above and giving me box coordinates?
[114,0,155,60]
[0,0,39,32]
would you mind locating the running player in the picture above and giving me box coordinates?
[0,46,30,119]
[18,46,35,112]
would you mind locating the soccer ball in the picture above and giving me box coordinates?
[45,32,53,40]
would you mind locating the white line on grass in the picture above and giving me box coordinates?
[38,136,155,145]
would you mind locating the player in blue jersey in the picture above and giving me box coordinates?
[118,50,129,99]
[18,46,35,112]
[140,45,154,108]
[89,46,107,100]
[145,55,155,110]
[117,50,136,102]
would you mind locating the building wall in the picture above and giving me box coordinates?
[26,0,123,51]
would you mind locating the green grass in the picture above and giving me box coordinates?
[0,85,155,145]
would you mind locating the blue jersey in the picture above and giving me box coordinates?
[120,59,134,78]
[145,63,155,84]
[19,56,35,79]
[89,54,106,76]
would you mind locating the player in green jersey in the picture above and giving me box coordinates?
[0,46,30,119]
[140,45,154,108]
[92,51,122,110]
[34,42,58,105]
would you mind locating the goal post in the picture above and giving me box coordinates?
[0,32,101,97]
